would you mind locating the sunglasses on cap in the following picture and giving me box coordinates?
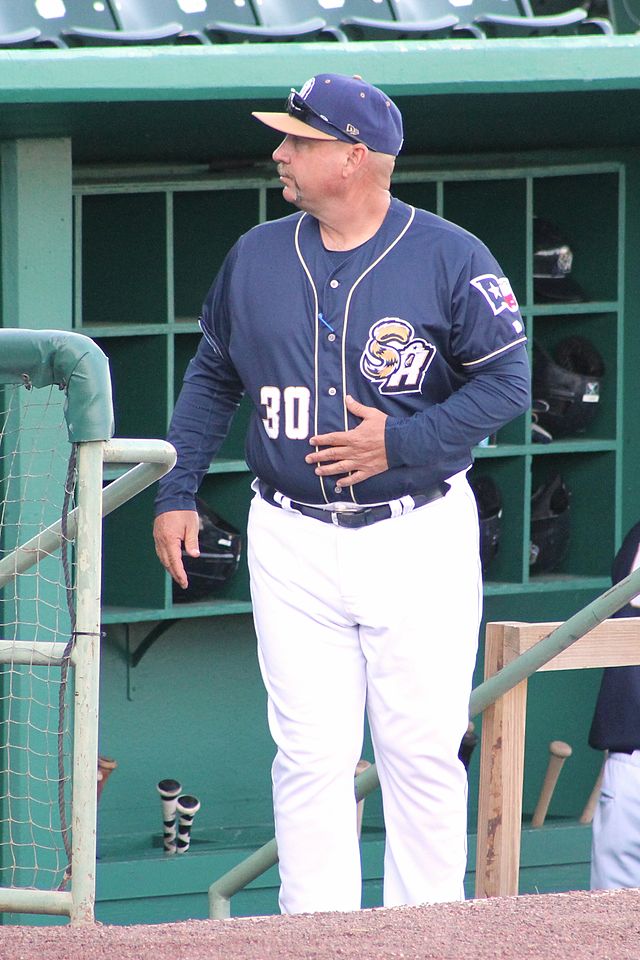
[286,89,376,151]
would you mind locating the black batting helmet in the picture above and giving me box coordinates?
[532,336,604,440]
[533,217,587,304]
[173,498,242,603]
[529,474,571,574]
[469,473,502,574]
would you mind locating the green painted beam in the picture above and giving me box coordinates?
[0,37,639,105]
[0,139,72,331]
[0,41,638,163]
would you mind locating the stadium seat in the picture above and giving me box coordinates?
[101,0,257,44]
[531,0,620,29]
[338,0,468,40]
[63,0,187,45]
[205,0,336,42]
[65,0,257,45]
[312,1,397,39]
[0,0,118,48]
[464,0,613,35]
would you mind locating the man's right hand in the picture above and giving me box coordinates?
[153,510,200,589]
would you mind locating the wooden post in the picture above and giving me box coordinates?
[474,616,640,899]
[475,623,528,898]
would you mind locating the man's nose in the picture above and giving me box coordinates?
[272,137,289,163]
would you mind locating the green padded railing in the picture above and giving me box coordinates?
[0,328,114,442]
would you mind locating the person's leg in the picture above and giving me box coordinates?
[591,752,640,890]
[248,495,367,914]
[349,476,482,906]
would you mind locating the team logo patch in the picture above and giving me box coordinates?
[471,274,519,316]
[360,318,436,395]
[583,381,600,403]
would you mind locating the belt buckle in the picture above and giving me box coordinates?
[330,510,363,528]
[338,511,367,528]
[332,506,385,528]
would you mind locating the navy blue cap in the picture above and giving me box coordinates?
[252,73,404,157]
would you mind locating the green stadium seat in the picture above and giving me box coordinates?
[65,0,257,45]
[307,1,398,40]
[0,0,118,49]
[466,0,613,35]
[205,0,336,41]
[338,0,467,40]
[530,0,620,30]
[106,0,257,44]
[339,0,611,36]
[63,0,183,45]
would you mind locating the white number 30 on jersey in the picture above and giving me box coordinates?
[261,386,311,440]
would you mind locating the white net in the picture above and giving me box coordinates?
[0,382,77,891]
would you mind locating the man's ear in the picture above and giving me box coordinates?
[343,143,369,176]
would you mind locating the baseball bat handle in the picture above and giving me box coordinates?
[97,756,117,804]
[531,740,572,828]
[157,779,182,854]
[579,754,607,825]
[176,795,201,854]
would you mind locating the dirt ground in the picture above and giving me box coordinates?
[1,888,639,960]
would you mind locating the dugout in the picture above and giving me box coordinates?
[1,31,640,923]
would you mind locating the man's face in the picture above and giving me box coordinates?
[272,134,352,212]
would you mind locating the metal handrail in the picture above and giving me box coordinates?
[207,563,640,919]
[0,438,176,588]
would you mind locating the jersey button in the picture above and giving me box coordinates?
[327,333,336,342]
[328,387,337,396]
[330,279,340,288]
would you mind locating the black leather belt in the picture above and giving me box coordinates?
[258,481,449,528]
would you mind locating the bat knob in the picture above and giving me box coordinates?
[157,778,182,799]
[177,795,201,816]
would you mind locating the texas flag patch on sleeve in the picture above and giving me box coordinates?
[471,273,520,316]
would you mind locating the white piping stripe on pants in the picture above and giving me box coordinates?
[247,474,482,914]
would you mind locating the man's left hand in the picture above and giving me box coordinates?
[306,395,388,488]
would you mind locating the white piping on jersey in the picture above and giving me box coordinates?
[198,316,223,356]
[293,216,323,494]
[294,205,416,504]
[461,336,527,367]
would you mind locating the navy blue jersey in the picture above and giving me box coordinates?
[156,198,530,512]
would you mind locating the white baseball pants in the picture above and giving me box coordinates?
[247,473,482,915]
[591,750,640,890]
